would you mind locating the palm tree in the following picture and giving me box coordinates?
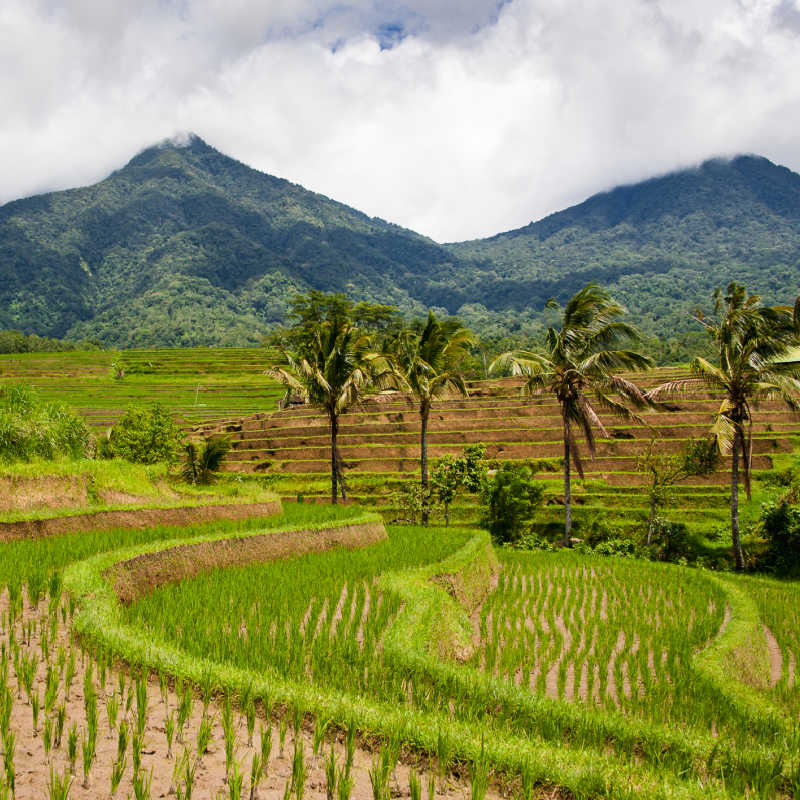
[271,314,392,504]
[647,282,800,569]
[391,312,475,525]
[490,284,652,547]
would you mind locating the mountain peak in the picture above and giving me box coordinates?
[124,133,215,170]
[495,152,800,242]
[161,131,203,149]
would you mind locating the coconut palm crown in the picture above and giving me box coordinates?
[490,283,652,546]
[391,311,475,525]
[647,282,800,569]
[271,314,394,504]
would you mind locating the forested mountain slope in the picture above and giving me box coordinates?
[2,136,799,351]
[446,155,800,350]
[0,135,457,347]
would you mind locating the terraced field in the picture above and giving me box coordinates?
[0,347,282,430]
[472,553,727,717]
[55,509,800,798]
[212,367,800,535]
[0,471,794,799]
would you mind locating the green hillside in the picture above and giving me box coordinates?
[2,138,800,354]
[446,156,800,355]
[0,135,456,347]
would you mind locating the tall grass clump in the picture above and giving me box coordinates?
[0,384,89,462]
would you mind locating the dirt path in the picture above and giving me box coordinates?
[763,626,783,688]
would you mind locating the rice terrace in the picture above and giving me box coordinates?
[0,280,798,800]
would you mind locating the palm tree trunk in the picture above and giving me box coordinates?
[563,419,572,548]
[731,428,744,570]
[329,412,339,505]
[420,403,430,526]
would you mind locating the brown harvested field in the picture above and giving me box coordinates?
[211,373,800,523]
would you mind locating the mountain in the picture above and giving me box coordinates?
[444,156,800,352]
[1,138,800,353]
[0,134,460,347]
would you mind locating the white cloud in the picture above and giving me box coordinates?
[1,0,800,240]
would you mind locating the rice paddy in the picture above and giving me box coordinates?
[125,526,472,695]
[0,349,798,798]
[0,347,283,430]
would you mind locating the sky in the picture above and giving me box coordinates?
[2,0,800,242]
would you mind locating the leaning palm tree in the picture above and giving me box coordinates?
[271,314,392,503]
[490,284,652,547]
[391,312,475,525]
[647,282,800,570]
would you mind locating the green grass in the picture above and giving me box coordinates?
[64,519,736,799]
[125,524,472,690]
[0,458,278,522]
[0,347,283,430]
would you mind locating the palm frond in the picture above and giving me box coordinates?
[709,407,736,455]
[580,349,652,376]
[646,377,706,402]
[593,391,648,426]
[604,375,651,408]
[690,357,730,392]
[575,396,605,455]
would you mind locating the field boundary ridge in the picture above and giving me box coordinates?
[0,498,283,540]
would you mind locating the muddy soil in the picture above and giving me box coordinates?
[2,590,507,800]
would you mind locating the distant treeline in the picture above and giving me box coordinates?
[0,329,102,354]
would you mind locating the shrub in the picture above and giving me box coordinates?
[580,513,626,548]
[0,384,89,462]
[589,537,639,558]
[512,531,554,551]
[647,517,691,563]
[180,437,230,485]
[430,444,487,527]
[389,482,428,525]
[480,463,544,545]
[105,405,184,465]
[758,501,800,576]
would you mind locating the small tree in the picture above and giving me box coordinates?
[638,438,719,545]
[481,463,544,545]
[105,405,184,464]
[430,444,487,527]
